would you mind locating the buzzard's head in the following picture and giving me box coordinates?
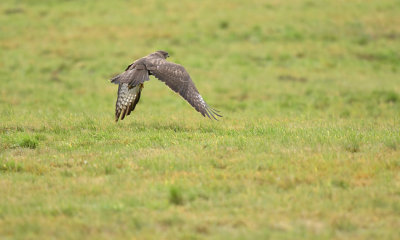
[155,50,169,59]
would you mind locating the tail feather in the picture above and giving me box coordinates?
[111,69,149,86]
[111,73,124,84]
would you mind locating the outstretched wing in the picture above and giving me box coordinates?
[115,83,143,122]
[148,60,221,120]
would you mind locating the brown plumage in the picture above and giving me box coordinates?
[111,50,222,121]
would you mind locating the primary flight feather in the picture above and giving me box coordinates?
[110,50,222,122]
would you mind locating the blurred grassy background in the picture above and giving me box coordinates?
[1,0,399,239]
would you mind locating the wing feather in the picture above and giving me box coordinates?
[148,60,221,120]
[115,84,142,122]
[127,84,143,116]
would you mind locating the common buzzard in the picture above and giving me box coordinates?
[111,50,221,121]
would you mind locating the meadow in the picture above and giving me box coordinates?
[0,0,399,239]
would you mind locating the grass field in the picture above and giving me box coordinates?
[1,0,400,239]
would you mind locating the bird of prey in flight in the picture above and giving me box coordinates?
[110,50,222,122]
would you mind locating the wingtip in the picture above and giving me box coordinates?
[205,104,222,120]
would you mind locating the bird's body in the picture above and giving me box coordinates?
[111,50,221,121]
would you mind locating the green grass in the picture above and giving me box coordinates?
[1,0,400,239]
